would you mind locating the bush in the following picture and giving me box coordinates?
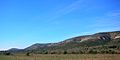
[5,52,11,55]
[88,50,97,54]
[26,52,30,56]
[63,51,67,54]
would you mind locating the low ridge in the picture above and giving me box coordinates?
[0,31,120,54]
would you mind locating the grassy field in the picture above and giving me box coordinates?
[0,54,120,60]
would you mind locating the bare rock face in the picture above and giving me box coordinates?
[57,31,120,45]
[115,36,120,39]
[83,31,115,41]
[109,32,120,38]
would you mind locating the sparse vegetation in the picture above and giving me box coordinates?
[0,54,120,60]
[23,38,120,54]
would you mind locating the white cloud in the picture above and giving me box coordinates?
[47,0,83,21]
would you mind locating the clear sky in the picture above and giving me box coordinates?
[0,0,120,50]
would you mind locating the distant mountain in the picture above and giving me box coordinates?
[7,48,23,53]
[1,31,120,54]
[25,43,54,50]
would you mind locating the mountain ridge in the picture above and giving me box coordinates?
[1,31,120,54]
[23,31,120,54]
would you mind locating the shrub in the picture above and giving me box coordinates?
[63,51,67,54]
[26,52,30,56]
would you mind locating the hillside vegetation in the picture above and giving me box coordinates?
[0,31,120,54]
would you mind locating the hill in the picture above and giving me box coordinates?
[1,31,120,54]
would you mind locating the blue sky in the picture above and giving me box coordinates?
[0,0,120,50]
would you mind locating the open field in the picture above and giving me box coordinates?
[0,54,120,60]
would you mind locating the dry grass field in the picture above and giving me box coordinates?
[0,54,120,60]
